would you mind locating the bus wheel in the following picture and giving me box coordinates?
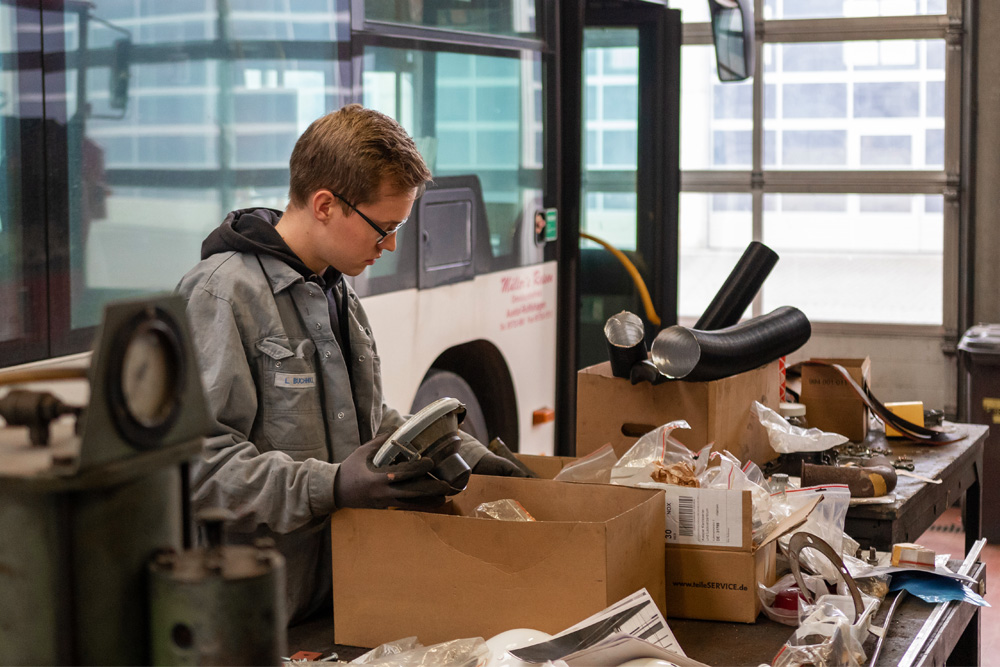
[411,369,489,444]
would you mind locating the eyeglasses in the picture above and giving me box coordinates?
[329,191,407,245]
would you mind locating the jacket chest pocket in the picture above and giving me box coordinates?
[257,337,326,452]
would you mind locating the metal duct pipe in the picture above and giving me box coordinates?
[604,311,648,378]
[695,241,779,330]
[651,306,811,382]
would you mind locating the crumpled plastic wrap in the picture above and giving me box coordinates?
[609,420,702,487]
[771,600,865,667]
[474,499,536,522]
[758,572,831,626]
[351,637,489,667]
[352,637,422,664]
[752,401,848,453]
[772,485,851,581]
[553,443,618,483]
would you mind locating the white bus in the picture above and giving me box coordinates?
[1,0,747,455]
[0,1,562,456]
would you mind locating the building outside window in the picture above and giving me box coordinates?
[583,0,958,328]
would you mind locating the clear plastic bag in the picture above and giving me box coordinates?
[609,420,698,487]
[700,449,774,544]
[797,593,878,659]
[352,637,489,667]
[771,603,865,667]
[474,499,536,522]
[758,572,831,626]
[352,637,421,664]
[609,422,782,544]
[774,485,851,580]
[553,443,618,483]
[752,401,848,454]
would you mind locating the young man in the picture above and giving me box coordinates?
[177,104,523,625]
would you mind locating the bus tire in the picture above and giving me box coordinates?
[411,369,489,444]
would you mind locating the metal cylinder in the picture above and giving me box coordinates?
[0,466,183,665]
[604,311,648,378]
[149,541,287,666]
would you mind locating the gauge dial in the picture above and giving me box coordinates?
[121,325,177,427]
[107,308,185,448]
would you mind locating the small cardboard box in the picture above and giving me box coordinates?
[330,476,666,648]
[576,360,780,465]
[800,357,871,442]
[661,488,819,623]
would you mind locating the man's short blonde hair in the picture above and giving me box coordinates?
[288,104,431,209]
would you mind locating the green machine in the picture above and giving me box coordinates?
[0,296,284,665]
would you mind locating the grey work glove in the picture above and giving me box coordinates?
[471,450,530,477]
[334,433,454,509]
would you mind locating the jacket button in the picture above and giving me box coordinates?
[325,350,331,358]
[337,412,345,419]
[315,322,321,329]
[275,361,281,368]
[359,355,365,362]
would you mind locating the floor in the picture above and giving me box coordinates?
[916,506,1000,658]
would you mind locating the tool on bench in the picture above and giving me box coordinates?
[800,462,898,498]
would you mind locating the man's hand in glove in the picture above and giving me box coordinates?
[471,450,529,477]
[334,433,454,509]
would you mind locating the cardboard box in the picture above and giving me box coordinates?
[515,453,577,480]
[576,360,780,465]
[330,476,666,648]
[662,490,819,623]
[800,358,871,442]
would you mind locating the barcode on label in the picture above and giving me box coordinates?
[679,495,694,537]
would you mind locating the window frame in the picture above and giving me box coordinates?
[678,3,965,337]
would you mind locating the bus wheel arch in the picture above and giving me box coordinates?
[409,340,519,451]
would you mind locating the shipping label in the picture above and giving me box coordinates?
[662,487,743,548]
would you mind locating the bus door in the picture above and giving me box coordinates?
[578,2,681,370]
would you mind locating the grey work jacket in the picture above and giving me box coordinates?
[177,250,486,623]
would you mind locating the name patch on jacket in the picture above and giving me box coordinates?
[275,372,317,388]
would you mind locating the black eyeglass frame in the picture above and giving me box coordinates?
[329,190,407,244]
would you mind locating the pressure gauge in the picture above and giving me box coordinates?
[106,306,186,448]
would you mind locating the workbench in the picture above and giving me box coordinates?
[288,558,986,666]
[669,560,985,666]
[845,424,986,555]
[288,424,989,665]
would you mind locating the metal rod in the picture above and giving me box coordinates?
[868,590,907,666]
[898,538,986,667]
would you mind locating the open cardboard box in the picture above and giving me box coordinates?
[518,454,819,623]
[330,475,666,648]
[576,360,780,466]
[800,357,871,442]
[515,453,577,480]
[663,489,820,623]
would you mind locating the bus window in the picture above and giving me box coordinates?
[364,0,542,39]
[360,46,545,277]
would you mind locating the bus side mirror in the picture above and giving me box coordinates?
[708,0,755,82]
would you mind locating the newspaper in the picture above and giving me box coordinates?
[509,589,707,667]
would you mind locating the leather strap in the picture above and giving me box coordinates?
[803,361,964,444]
